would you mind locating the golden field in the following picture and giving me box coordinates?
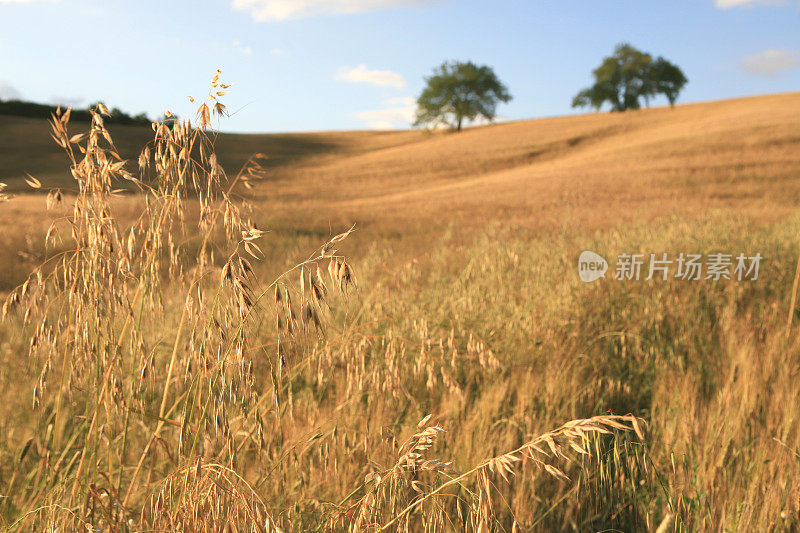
[1,91,800,531]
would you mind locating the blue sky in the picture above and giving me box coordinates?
[0,0,798,132]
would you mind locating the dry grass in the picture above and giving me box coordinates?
[0,83,799,531]
[0,115,421,193]
[3,92,798,294]
[250,91,800,233]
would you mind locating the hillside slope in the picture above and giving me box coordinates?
[2,93,800,530]
[0,114,422,191]
[254,92,800,233]
[1,92,798,237]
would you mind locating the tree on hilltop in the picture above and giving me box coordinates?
[649,56,688,108]
[572,43,687,112]
[414,61,512,132]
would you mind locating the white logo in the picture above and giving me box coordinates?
[578,250,608,283]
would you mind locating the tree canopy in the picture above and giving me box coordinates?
[414,61,511,132]
[572,43,687,112]
[649,57,689,107]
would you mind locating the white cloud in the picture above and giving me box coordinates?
[232,39,253,55]
[355,96,416,129]
[269,48,287,55]
[336,64,406,88]
[715,0,786,7]
[0,79,22,100]
[0,0,59,3]
[741,49,799,76]
[232,0,438,22]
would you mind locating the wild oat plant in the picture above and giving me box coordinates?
[0,72,646,531]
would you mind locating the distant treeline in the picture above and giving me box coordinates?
[0,98,152,125]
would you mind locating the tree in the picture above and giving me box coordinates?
[572,43,687,112]
[649,57,688,108]
[414,61,511,132]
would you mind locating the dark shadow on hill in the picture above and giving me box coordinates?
[214,133,342,177]
[0,116,346,193]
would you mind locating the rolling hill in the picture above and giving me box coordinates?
[1,91,798,239]
[2,92,800,530]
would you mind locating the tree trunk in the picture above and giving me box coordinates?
[457,116,462,132]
